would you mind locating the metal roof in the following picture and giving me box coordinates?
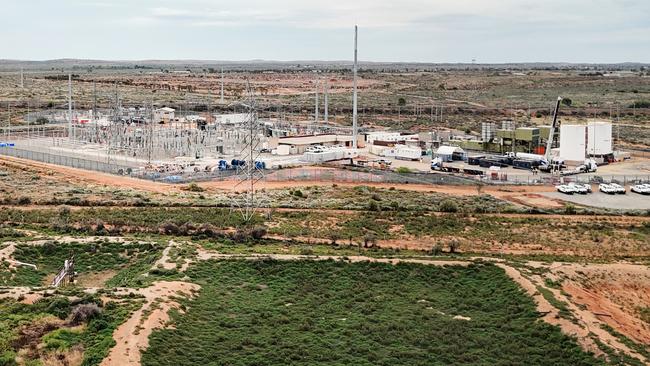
[435,146,464,155]
[279,134,352,146]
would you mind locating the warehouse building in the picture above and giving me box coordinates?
[270,134,363,155]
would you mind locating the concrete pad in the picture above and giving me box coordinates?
[544,191,650,210]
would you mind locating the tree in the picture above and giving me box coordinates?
[363,233,377,248]
[448,240,460,254]
[562,98,572,107]
[475,182,485,195]
[398,97,406,106]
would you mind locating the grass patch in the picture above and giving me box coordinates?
[1,239,161,287]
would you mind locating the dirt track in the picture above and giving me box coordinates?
[101,281,200,366]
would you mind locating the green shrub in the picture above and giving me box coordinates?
[439,199,458,213]
[182,183,205,192]
[43,329,83,351]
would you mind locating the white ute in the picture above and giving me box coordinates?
[568,183,589,194]
[609,183,626,194]
[631,184,650,195]
[556,184,577,194]
[599,183,617,195]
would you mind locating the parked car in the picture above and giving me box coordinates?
[568,183,589,194]
[556,184,578,195]
[631,184,650,195]
[609,183,626,194]
[599,183,617,195]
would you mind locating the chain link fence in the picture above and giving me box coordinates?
[2,145,648,187]
[0,145,134,175]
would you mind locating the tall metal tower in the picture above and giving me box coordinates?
[68,73,73,141]
[231,82,266,222]
[315,80,319,122]
[352,25,358,149]
[324,80,329,122]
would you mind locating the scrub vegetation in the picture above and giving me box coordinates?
[142,260,601,366]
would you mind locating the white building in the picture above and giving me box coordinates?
[587,121,613,156]
[213,113,249,125]
[365,131,418,145]
[153,107,175,124]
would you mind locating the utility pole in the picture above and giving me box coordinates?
[220,67,225,103]
[315,80,319,122]
[68,73,72,141]
[352,25,358,149]
[27,100,30,139]
[93,80,98,143]
[20,68,24,89]
[324,80,329,123]
[207,88,212,124]
[7,102,11,141]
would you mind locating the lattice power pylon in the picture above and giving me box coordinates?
[231,83,266,222]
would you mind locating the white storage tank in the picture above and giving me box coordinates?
[587,121,612,155]
[559,125,586,161]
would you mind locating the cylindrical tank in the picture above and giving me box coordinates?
[587,122,612,155]
[559,125,586,161]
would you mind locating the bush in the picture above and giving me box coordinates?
[68,303,102,326]
[629,101,650,108]
[40,297,72,319]
[564,204,576,215]
[160,222,180,235]
[368,201,380,212]
[439,200,458,213]
[231,230,248,243]
[363,233,377,248]
[448,240,461,253]
[250,226,267,240]
[395,167,412,174]
[0,350,17,366]
[292,190,304,198]
[95,219,106,234]
[328,231,341,245]
[182,183,205,192]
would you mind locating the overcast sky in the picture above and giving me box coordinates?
[3,0,649,63]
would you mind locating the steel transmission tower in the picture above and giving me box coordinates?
[231,82,266,222]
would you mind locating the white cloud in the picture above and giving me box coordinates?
[4,0,649,61]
